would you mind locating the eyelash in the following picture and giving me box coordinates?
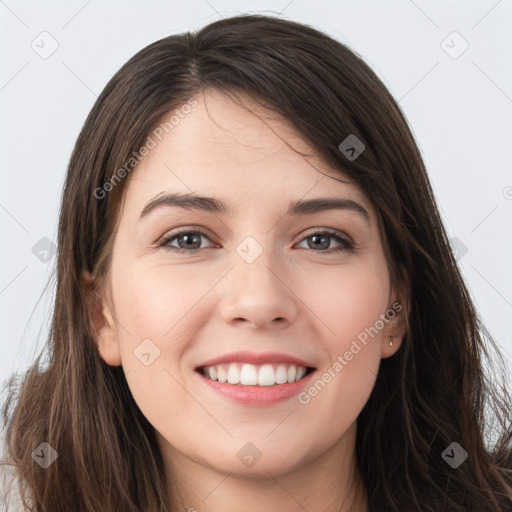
[158,228,354,254]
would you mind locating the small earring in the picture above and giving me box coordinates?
[389,339,393,347]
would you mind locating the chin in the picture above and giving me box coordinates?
[197,442,311,478]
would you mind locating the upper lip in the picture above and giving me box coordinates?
[195,351,316,369]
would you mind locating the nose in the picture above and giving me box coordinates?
[219,242,299,330]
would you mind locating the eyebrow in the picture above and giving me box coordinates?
[139,192,370,224]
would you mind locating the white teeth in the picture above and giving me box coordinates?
[275,365,288,384]
[287,365,296,383]
[240,364,258,385]
[227,364,240,384]
[200,362,311,386]
[217,366,228,383]
[258,364,275,386]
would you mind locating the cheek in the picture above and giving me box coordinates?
[111,266,197,431]
[302,262,391,350]
[110,261,219,405]
[297,267,389,412]
[112,262,210,346]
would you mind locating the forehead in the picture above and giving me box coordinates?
[122,89,374,219]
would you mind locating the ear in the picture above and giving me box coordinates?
[80,270,122,366]
[381,288,408,359]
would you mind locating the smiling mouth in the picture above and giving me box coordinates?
[196,362,316,386]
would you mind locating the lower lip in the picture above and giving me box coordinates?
[195,370,316,407]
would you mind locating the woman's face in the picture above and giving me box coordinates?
[90,89,405,478]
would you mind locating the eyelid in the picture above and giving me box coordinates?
[157,225,356,254]
[300,226,353,243]
[156,226,215,246]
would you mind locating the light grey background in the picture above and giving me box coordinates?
[1,0,511,391]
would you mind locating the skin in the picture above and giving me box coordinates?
[83,89,406,512]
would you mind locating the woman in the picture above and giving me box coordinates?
[2,14,511,512]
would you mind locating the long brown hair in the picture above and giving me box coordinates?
[2,14,511,512]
